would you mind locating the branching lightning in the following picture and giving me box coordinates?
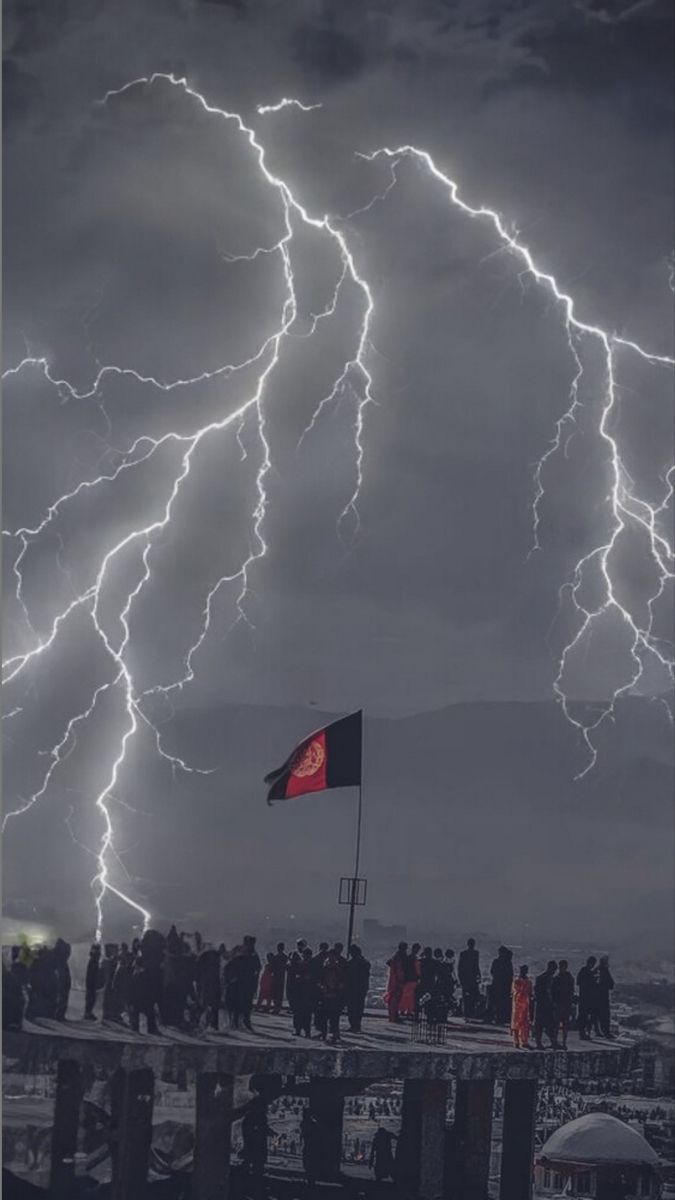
[2,74,374,938]
[3,76,673,939]
[359,144,673,776]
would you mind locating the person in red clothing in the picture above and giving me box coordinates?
[400,943,421,1018]
[256,953,275,1011]
[511,965,533,1049]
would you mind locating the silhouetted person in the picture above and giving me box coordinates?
[458,938,481,1020]
[345,944,370,1032]
[551,959,575,1049]
[167,924,181,956]
[195,946,221,1030]
[399,943,420,1018]
[162,950,186,1027]
[84,943,102,1019]
[270,942,287,1014]
[129,929,165,1034]
[385,941,408,1023]
[318,946,347,1043]
[112,946,134,1023]
[3,960,24,1030]
[300,1107,323,1184]
[241,1095,273,1177]
[596,955,615,1038]
[102,944,122,1021]
[10,946,28,991]
[27,946,57,1019]
[419,946,438,995]
[511,964,533,1049]
[311,942,330,1036]
[489,946,514,1025]
[291,948,315,1037]
[576,956,598,1040]
[370,1126,397,1181]
[534,960,559,1049]
[257,952,276,1011]
[421,947,450,1024]
[286,938,307,1011]
[53,938,72,1020]
[444,949,458,1010]
[225,936,261,1030]
[431,948,450,1012]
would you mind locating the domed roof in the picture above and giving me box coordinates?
[539,1114,659,1166]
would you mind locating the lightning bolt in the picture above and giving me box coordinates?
[3,79,673,943]
[2,74,374,938]
[256,98,322,116]
[360,145,674,776]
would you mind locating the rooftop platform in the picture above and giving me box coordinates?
[3,1010,635,1084]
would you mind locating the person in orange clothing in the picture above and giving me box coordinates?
[511,964,534,1049]
[384,942,408,1022]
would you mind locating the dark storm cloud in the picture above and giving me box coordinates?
[2,0,673,940]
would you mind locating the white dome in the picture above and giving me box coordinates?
[539,1114,659,1166]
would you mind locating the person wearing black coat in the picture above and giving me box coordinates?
[225,936,261,1031]
[84,943,102,1020]
[551,959,575,1049]
[534,961,560,1049]
[311,943,330,1037]
[27,947,58,1019]
[432,949,452,1005]
[53,939,72,1021]
[3,961,24,1031]
[196,946,221,1030]
[345,944,371,1033]
[102,945,123,1022]
[318,948,347,1044]
[489,946,514,1025]
[129,929,165,1034]
[596,955,615,1038]
[290,948,316,1037]
[576,956,598,1041]
[458,939,481,1021]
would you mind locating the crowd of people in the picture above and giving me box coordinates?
[2,926,371,1046]
[3,927,616,1053]
[384,940,616,1049]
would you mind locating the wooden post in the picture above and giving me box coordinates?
[110,1066,154,1200]
[192,1073,234,1200]
[499,1079,537,1200]
[50,1059,84,1197]
[308,1080,345,1181]
[396,1078,449,1199]
[452,1079,495,1200]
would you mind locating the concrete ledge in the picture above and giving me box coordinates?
[3,1015,636,1084]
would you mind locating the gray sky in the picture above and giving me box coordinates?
[2,0,673,946]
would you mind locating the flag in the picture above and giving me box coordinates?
[265,710,362,803]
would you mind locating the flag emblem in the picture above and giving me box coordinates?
[291,739,325,778]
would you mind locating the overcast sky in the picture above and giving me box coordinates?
[3,0,673,946]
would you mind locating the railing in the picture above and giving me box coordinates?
[410,1014,448,1046]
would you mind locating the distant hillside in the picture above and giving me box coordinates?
[3,697,673,947]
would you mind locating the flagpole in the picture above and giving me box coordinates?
[346,711,364,949]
